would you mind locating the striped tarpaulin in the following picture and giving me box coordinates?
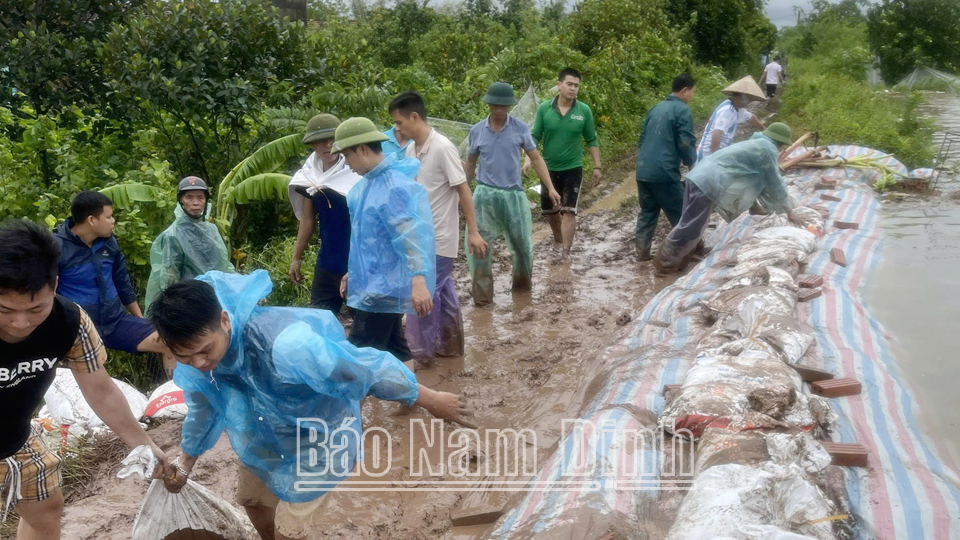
[485,145,960,539]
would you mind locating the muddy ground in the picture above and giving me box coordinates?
[30,174,684,540]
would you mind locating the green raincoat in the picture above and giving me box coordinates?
[144,204,234,310]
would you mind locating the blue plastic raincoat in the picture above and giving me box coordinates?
[175,270,420,503]
[346,154,437,314]
[687,132,792,222]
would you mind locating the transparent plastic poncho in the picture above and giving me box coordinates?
[144,204,234,310]
[687,133,792,223]
[346,154,437,314]
[175,270,420,503]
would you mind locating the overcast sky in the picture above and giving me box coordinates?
[766,0,814,27]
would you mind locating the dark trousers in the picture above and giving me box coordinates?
[766,84,778,98]
[656,181,714,269]
[348,310,411,362]
[310,266,345,313]
[635,180,684,251]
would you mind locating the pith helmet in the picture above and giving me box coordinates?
[332,117,389,153]
[763,122,793,145]
[482,82,518,106]
[303,113,341,144]
[722,76,767,102]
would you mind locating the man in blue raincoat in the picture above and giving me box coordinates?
[654,123,795,273]
[332,117,438,364]
[150,271,466,540]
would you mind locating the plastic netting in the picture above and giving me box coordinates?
[428,86,541,159]
[895,67,960,92]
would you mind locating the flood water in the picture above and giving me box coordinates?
[863,92,960,460]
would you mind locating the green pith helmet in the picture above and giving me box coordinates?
[303,113,341,144]
[332,117,389,153]
[482,82,518,106]
[763,122,792,145]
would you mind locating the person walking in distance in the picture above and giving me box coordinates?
[759,56,784,98]
[523,68,601,260]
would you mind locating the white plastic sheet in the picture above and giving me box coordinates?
[43,368,148,438]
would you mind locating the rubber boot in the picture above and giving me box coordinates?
[636,241,653,262]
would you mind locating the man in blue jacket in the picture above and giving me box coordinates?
[54,191,173,371]
[634,73,698,261]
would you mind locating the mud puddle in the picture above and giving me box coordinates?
[55,175,678,540]
[863,92,960,462]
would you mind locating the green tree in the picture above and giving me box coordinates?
[867,0,960,83]
[665,0,774,74]
[97,0,312,182]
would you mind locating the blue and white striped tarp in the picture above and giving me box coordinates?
[485,145,960,539]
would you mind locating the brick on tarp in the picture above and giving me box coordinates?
[812,377,862,397]
[834,220,859,230]
[789,364,835,382]
[809,205,831,219]
[799,288,822,302]
[821,442,869,468]
[815,180,838,190]
[798,274,824,288]
[662,384,682,396]
[830,248,846,267]
[451,505,504,527]
[821,193,843,202]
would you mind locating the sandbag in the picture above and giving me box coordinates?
[752,227,818,254]
[660,352,817,438]
[700,286,798,321]
[664,463,837,540]
[118,446,258,540]
[43,368,148,438]
[144,380,188,420]
[735,238,809,267]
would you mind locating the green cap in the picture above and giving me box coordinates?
[763,122,792,145]
[332,117,389,153]
[303,113,341,144]
[482,82,518,106]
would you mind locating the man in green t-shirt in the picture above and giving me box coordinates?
[523,68,601,260]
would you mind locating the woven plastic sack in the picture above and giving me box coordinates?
[144,380,187,420]
[118,446,258,540]
[43,368,147,438]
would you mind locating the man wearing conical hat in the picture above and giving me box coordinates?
[695,75,767,161]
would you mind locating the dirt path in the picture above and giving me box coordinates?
[54,173,680,540]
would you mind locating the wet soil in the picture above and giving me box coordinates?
[53,174,680,540]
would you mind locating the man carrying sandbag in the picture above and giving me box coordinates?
[654,123,795,274]
[151,270,467,540]
[0,219,169,539]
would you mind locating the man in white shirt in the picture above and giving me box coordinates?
[759,56,784,98]
[696,76,767,161]
[389,91,488,364]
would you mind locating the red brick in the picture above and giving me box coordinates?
[812,377,862,397]
[821,193,843,202]
[662,384,682,396]
[820,442,868,468]
[830,248,846,267]
[834,220,859,230]
[815,180,838,190]
[789,364,835,382]
[799,288,823,302]
[451,505,504,527]
[798,274,824,288]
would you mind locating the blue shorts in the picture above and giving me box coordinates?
[101,315,157,354]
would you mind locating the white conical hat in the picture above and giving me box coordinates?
[722,76,767,101]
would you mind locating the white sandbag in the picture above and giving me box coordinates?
[735,238,809,266]
[144,380,188,419]
[119,446,258,540]
[43,368,148,438]
[664,463,836,540]
[752,227,818,254]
